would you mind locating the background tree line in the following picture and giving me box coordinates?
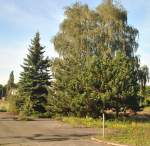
[0,71,16,98]
[2,0,149,118]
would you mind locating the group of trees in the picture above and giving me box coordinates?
[50,1,148,117]
[0,84,4,98]
[0,71,16,98]
[6,0,149,118]
[143,86,150,106]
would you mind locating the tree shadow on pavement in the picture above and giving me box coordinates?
[0,132,98,145]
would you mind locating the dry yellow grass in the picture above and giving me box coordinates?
[61,116,150,146]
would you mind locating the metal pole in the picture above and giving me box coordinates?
[102,112,105,138]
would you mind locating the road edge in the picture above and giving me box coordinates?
[91,137,129,146]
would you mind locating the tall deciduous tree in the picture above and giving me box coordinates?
[96,1,138,57]
[19,32,51,116]
[50,1,146,117]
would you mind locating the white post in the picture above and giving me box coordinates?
[102,112,105,138]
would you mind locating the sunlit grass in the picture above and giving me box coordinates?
[97,123,150,146]
[143,106,150,112]
[60,116,150,146]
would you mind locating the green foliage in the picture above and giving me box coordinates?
[6,71,15,97]
[50,1,141,118]
[139,66,149,96]
[0,100,9,112]
[109,52,140,116]
[18,32,51,116]
[143,86,150,106]
[0,84,3,98]
[144,98,150,106]
[8,95,22,113]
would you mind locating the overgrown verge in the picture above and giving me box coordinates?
[59,116,150,146]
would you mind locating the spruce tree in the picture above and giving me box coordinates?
[19,32,51,116]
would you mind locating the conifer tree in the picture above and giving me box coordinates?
[6,71,15,96]
[19,32,51,116]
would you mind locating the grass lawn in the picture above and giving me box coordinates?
[96,122,150,146]
[59,114,150,146]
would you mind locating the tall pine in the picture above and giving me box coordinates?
[19,32,51,116]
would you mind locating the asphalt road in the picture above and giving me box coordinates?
[0,112,111,146]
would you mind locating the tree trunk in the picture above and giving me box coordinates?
[116,108,119,118]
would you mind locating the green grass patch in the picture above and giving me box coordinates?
[61,116,101,128]
[97,125,150,146]
[59,116,150,146]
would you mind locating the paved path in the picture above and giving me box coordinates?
[0,112,110,146]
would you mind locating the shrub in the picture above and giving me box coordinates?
[8,95,23,113]
[0,100,9,112]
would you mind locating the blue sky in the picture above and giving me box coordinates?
[0,0,150,84]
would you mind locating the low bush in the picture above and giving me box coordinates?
[8,95,23,113]
[0,100,9,112]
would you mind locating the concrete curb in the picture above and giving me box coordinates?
[91,137,129,146]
